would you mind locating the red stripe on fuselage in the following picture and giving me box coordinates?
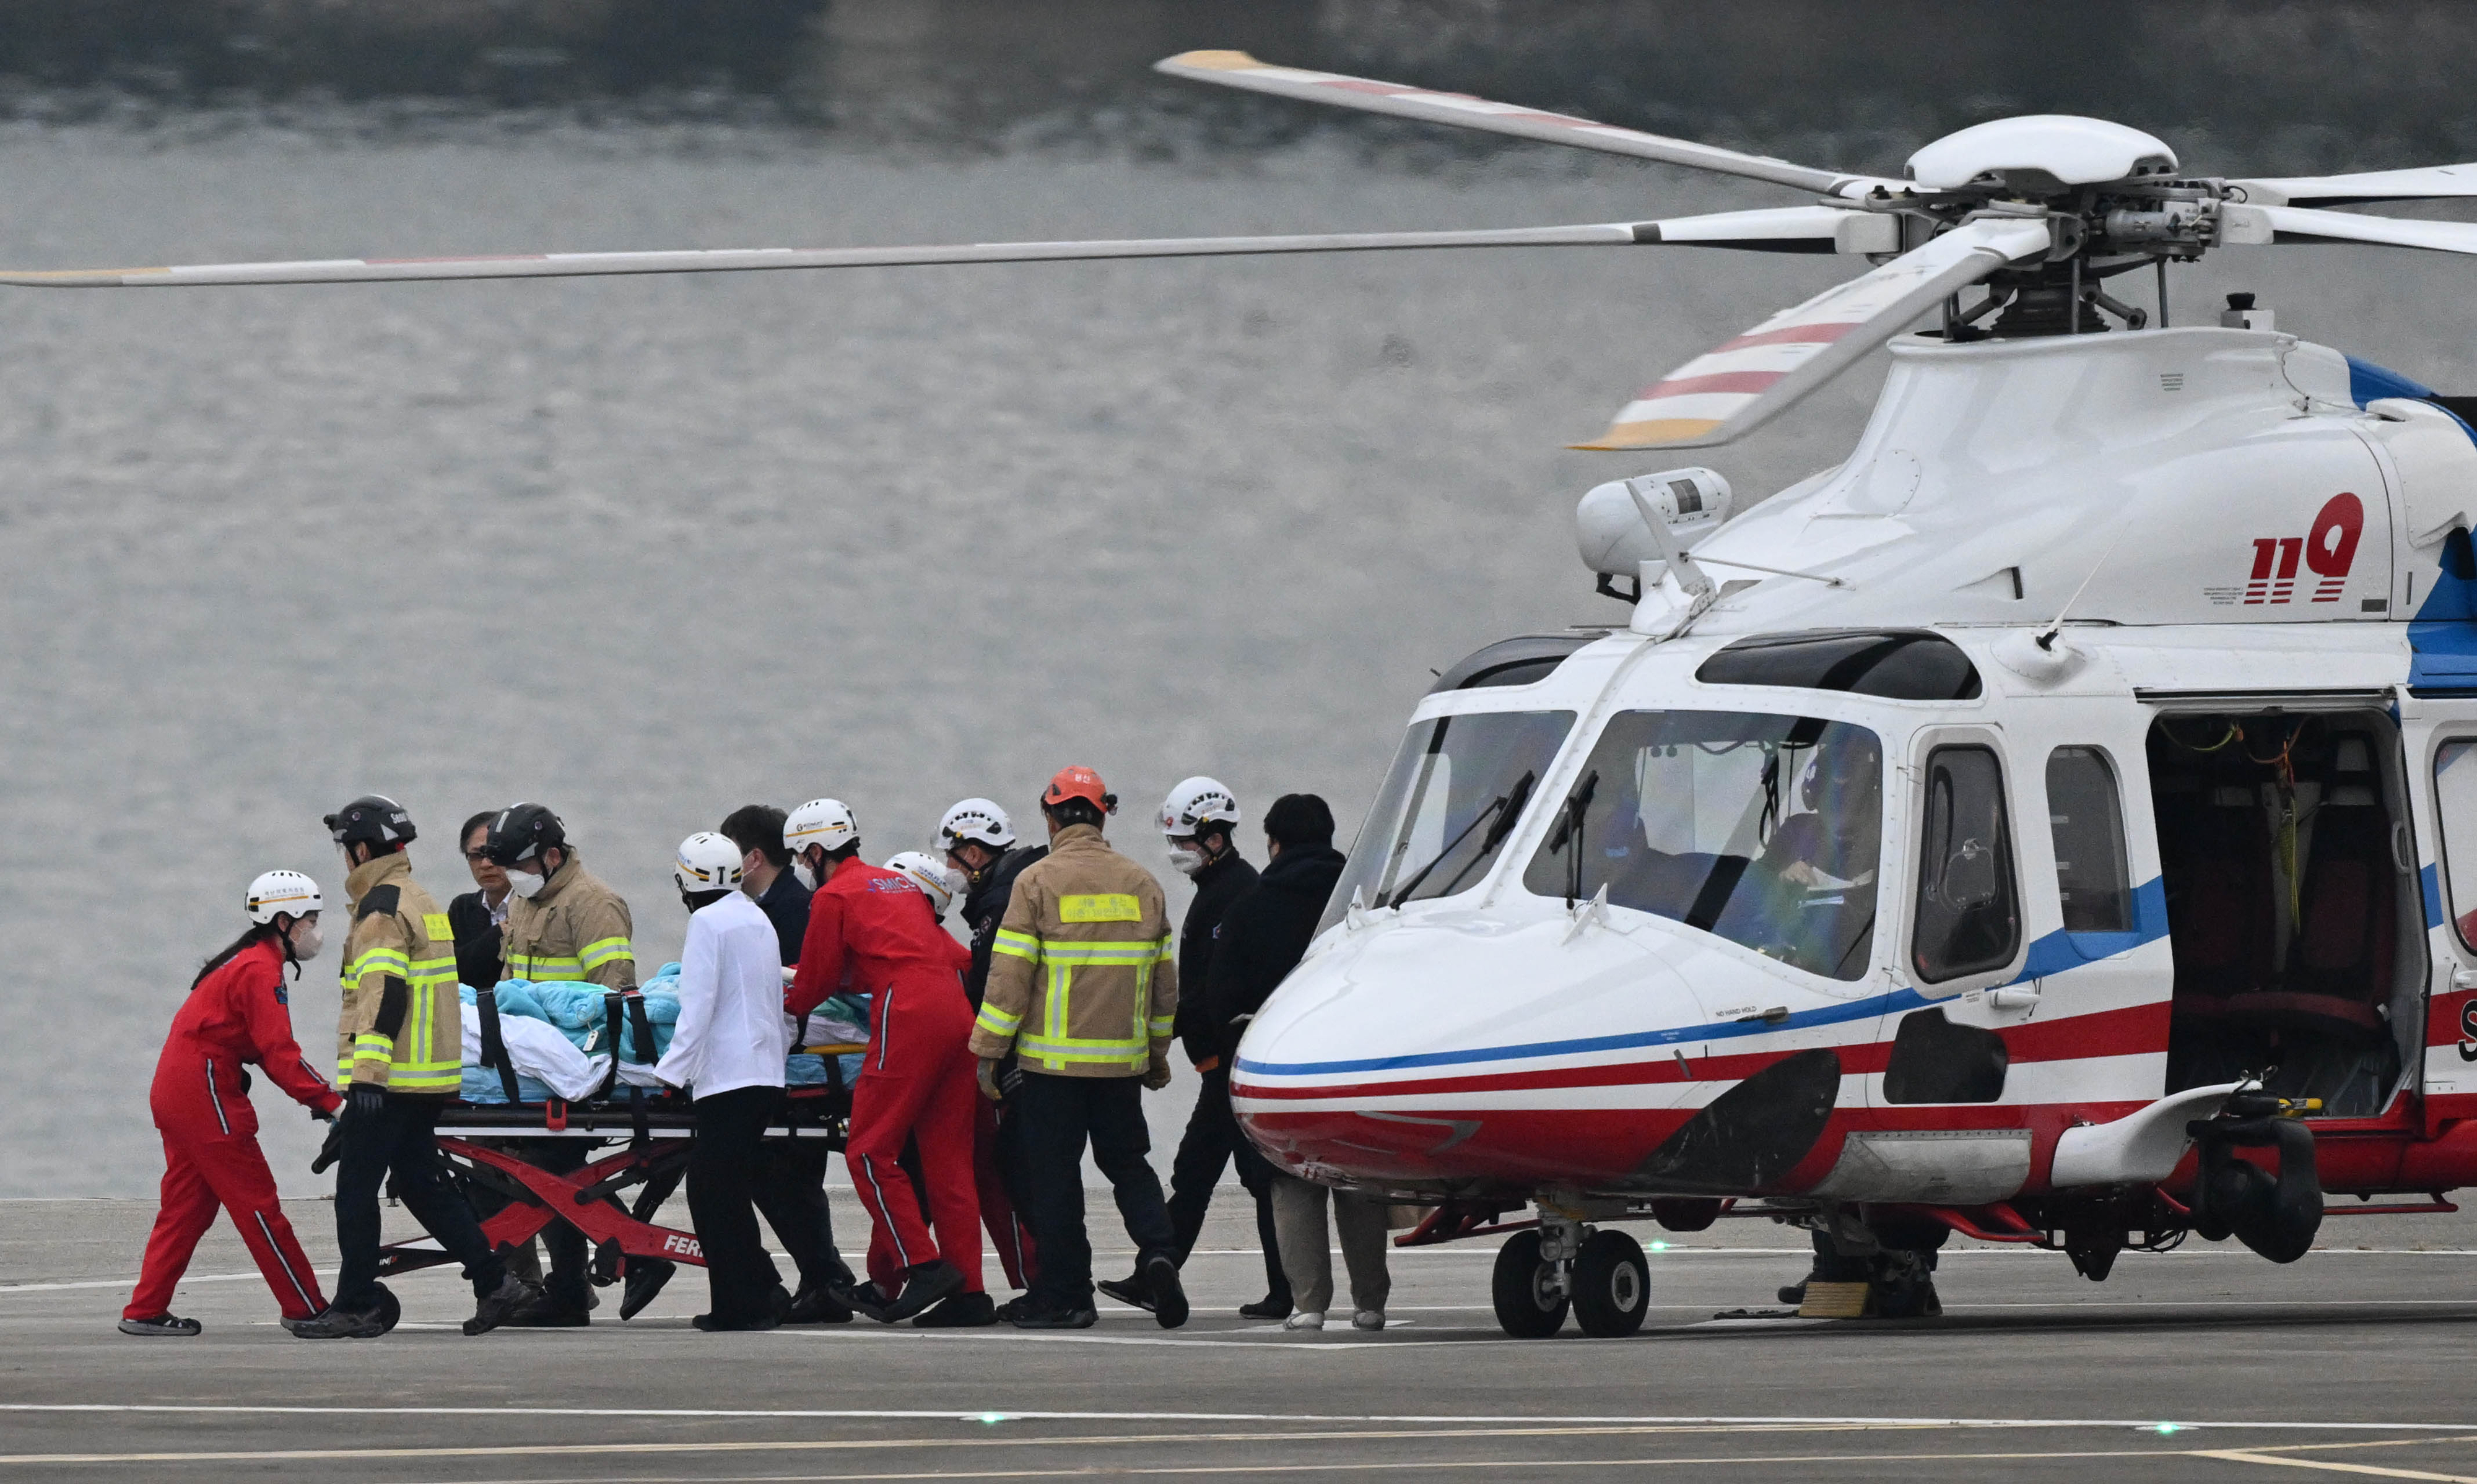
[1232,1000,2168,1104]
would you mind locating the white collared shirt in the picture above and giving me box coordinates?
[654,891,791,1098]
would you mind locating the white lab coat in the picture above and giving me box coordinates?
[653,892,791,1099]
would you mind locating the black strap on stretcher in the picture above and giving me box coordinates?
[476,986,522,1106]
[593,989,660,1150]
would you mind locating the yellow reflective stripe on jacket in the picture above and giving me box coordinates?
[346,948,410,982]
[506,950,585,977]
[1017,1033,1150,1069]
[577,936,633,972]
[991,929,1042,962]
[1147,1015,1175,1038]
[975,1002,1023,1039]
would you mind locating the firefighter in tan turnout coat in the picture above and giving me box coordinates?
[967,766,1188,1330]
[294,794,539,1340]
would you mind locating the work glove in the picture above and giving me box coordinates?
[1143,1049,1173,1091]
[977,1057,1004,1103]
[310,1103,337,1124]
[346,1083,387,1121]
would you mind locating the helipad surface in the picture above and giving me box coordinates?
[7,1196,2477,1481]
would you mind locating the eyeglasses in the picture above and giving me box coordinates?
[464,850,494,863]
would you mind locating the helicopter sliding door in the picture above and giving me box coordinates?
[2150,706,2425,1115]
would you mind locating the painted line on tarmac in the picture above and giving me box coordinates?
[8,1432,2473,1477]
[7,1405,2477,1433]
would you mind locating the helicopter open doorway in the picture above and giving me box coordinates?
[2152,706,2427,1116]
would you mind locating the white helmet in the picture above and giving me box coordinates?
[674,832,745,895]
[937,797,1015,853]
[245,869,322,924]
[785,799,859,858]
[885,850,964,916]
[1159,776,1241,840]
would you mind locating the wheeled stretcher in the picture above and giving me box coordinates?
[375,984,864,1282]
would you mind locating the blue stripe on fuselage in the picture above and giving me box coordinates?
[1237,877,2170,1078]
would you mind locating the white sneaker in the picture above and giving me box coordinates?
[1351,1309,1385,1331]
[1283,1310,1326,1330]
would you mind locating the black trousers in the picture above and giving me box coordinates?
[1165,1066,1290,1303]
[754,1139,853,1290]
[519,1139,593,1306]
[334,1095,505,1309]
[1013,1071,1175,1311]
[689,1085,785,1322]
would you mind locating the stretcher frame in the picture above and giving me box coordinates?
[377,983,863,1278]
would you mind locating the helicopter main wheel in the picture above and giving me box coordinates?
[370,1281,401,1335]
[1570,1230,1648,1338]
[1491,1229,1569,1337]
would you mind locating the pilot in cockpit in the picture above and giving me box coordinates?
[1744,733,1883,975]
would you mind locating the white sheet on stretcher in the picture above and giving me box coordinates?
[460,1002,606,1101]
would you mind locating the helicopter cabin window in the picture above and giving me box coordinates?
[2047,747,2134,940]
[1912,747,2022,983]
[1521,711,1883,981]
[2435,740,2477,952]
[2152,713,2417,1116]
[1322,708,1577,932]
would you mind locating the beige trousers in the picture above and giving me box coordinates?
[1270,1174,1392,1315]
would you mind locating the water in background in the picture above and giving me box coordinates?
[7,1,2476,1195]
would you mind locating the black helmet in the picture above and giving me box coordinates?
[484,802,567,867]
[324,794,416,848]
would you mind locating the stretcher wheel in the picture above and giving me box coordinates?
[1570,1230,1648,1338]
[370,1282,401,1335]
[1491,1230,1567,1338]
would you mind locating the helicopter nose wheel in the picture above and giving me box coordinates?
[1490,1228,1570,1337]
[1571,1229,1650,1337]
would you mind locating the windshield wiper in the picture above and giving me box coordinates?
[1384,770,1538,908]
[1546,769,1600,907]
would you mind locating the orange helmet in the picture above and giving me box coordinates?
[1042,766,1118,815]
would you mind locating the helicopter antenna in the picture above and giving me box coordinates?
[2032,509,2141,651]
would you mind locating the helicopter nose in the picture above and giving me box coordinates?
[1226,910,1710,1189]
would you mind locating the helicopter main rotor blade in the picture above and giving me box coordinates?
[2221,203,2477,256]
[1578,214,2054,451]
[2232,163,2477,207]
[0,209,1879,289]
[1156,50,1894,199]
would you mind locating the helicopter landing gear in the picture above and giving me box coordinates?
[1571,1229,1650,1337]
[1492,1207,1653,1338]
[1491,1228,1570,1337]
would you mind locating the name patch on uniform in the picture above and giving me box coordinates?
[423,913,454,944]
[1059,893,1141,923]
[868,878,920,894]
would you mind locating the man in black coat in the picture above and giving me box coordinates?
[1206,794,1383,1330]
[942,798,1048,1295]
[1097,779,1281,1317]
[1206,796,1348,1062]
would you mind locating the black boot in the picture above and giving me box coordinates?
[863,1261,965,1324]
[784,1281,856,1325]
[618,1259,676,1321]
[463,1274,546,1337]
[1143,1253,1189,1330]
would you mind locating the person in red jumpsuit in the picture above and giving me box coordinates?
[785,799,984,1326]
[121,870,344,1336]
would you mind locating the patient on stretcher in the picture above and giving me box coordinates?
[457,963,869,1104]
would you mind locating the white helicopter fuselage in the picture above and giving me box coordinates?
[1234,326,2477,1215]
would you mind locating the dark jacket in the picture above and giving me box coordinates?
[751,867,812,967]
[960,843,1047,1009]
[1205,844,1346,1062]
[1173,851,1258,1068]
[447,889,506,991]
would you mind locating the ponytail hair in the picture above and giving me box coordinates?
[191,922,283,992]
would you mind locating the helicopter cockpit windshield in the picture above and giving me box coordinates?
[1525,711,1884,981]
[1324,708,1577,929]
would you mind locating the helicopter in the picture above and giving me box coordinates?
[20,50,2477,1339]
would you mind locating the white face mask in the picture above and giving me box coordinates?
[289,917,324,961]
[1167,841,1208,878]
[793,860,818,892]
[507,866,547,899]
